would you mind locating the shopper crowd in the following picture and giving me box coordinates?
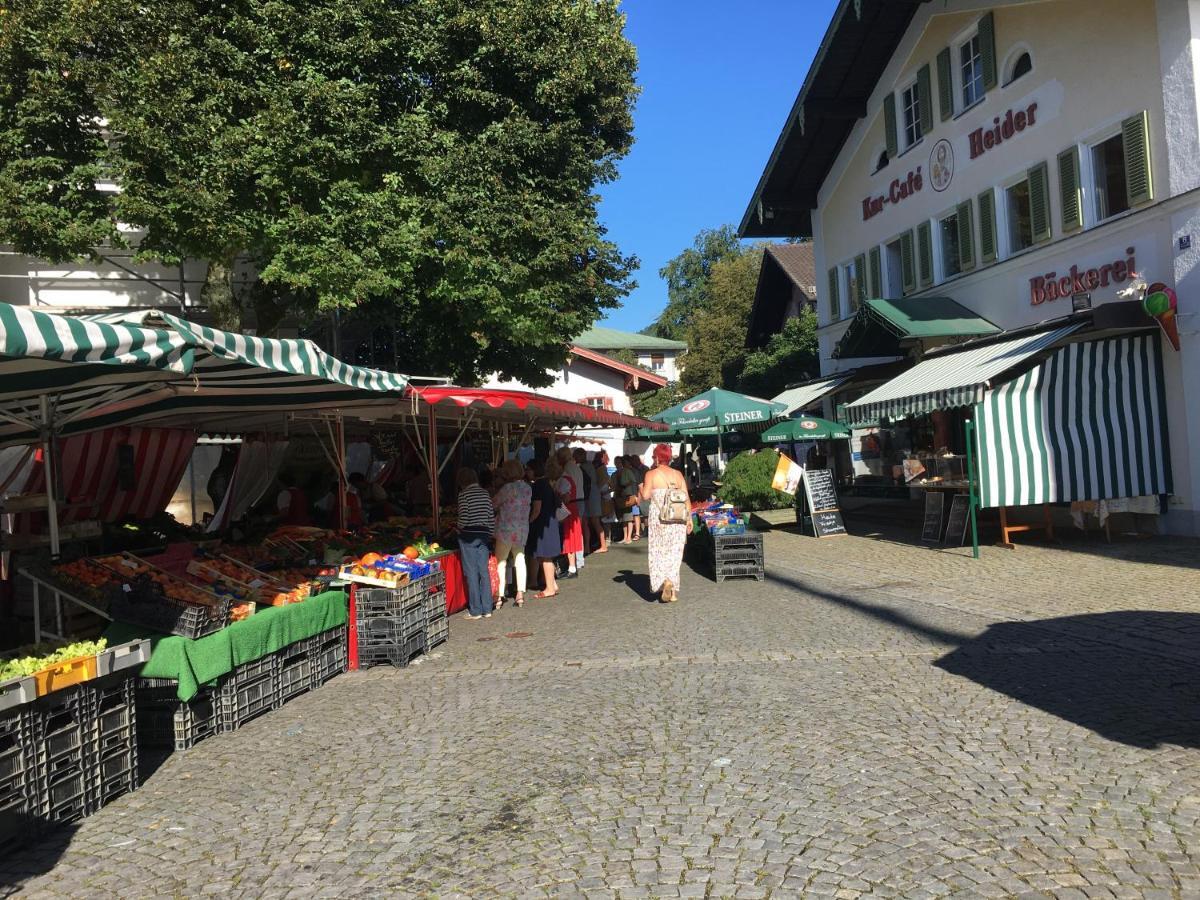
[454,444,692,618]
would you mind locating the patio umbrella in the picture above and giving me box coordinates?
[760,416,851,443]
[653,388,786,469]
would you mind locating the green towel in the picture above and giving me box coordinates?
[104,590,348,701]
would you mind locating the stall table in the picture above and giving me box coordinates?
[104,589,348,701]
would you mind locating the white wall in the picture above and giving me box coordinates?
[634,350,681,382]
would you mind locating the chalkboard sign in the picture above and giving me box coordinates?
[802,468,845,538]
[943,494,970,547]
[921,491,945,544]
[812,508,846,538]
[803,468,838,513]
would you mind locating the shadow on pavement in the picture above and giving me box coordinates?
[0,822,78,896]
[936,612,1200,749]
[612,569,657,602]
[767,570,1200,749]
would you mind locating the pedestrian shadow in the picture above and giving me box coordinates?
[612,569,657,603]
[767,570,1200,749]
[0,822,78,894]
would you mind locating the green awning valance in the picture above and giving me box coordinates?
[833,297,1001,360]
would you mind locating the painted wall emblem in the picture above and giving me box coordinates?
[929,139,954,192]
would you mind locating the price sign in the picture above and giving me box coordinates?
[922,491,946,544]
[943,494,970,547]
[802,469,845,539]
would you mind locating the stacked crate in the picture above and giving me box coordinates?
[308,625,348,688]
[137,679,219,752]
[216,654,279,732]
[714,532,765,583]
[356,572,446,668]
[0,667,141,849]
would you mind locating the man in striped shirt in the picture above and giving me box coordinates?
[456,468,496,619]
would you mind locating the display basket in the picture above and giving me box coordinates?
[107,584,232,639]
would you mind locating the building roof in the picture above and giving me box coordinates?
[739,0,920,239]
[568,345,668,391]
[573,325,687,352]
[746,243,817,349]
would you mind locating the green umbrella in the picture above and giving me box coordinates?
[653,387,786,431]
[760,416,850,443]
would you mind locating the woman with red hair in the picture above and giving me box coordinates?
[639,443,692,602]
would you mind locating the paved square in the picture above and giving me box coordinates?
[4,530,1200,898]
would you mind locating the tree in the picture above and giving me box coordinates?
[737,309,820,400]
[648,225,743,341]
[678,246,763,395]
[0,0,639,385]
[631,382,681,419]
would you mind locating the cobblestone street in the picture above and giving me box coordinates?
[5,530,1200,899]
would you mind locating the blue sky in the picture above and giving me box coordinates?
[597,0,839,333]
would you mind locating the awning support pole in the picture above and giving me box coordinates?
[427,406,440,535]
[39,395,61,559]
[438,409,476,477]
[965,418,980,560]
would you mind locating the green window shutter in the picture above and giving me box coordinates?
[1058,146,1083,232]
[1122,110,1153,206]
[853,253,867,309]
[868,246,882,298]
[956,200,975,271]
[883,93,898,158]
[827,267,840,321]
[1028,161,1051,244]
[900,232,916,295]
[917,64,933,136]
[936,47,954,122]
[979,11,997,91]
[978,189,997,263]
[917,221,933,287]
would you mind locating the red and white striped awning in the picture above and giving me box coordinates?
[407,386,665,430]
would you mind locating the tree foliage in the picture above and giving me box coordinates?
[648,225,742,341]
[0,0,639,384]
[630,382,681,419]
[737,310,819,399]
[678,246,763,396]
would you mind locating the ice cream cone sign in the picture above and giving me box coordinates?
[1144,281,1181,351]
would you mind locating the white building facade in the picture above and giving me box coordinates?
[743,0,1200,535]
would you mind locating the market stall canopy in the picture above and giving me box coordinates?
[771,373,854,416]
[653,388,786,432]
[0,303,411,445]
[407,386,665,431]
[833,298,1001,360]
[842,323,1082,427]
[761,416,850,443]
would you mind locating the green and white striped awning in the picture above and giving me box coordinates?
[842,324,1080,427]
[771,373,853,416]
[0,302,408,445]
[975,333,1171,508]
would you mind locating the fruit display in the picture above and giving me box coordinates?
[0,640,107,681]
[93,553,221,608]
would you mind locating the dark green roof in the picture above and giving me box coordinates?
[834,298,1001,360]
[573,326,687,352]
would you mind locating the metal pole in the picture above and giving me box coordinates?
[717,428,725,473]
[336,413,347,530]
[427,405,441,535]
[965,419,980,560]
[39,395,61,559]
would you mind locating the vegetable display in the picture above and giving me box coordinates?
[0,639,107,681]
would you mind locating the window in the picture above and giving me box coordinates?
[843,259,862,315]
[940,212,962,280]
[873,149,889,173]
[1008,51,1032,85]
[901,81,922,148]
[1006,179,1034,252]
[649,353,665,372]
[884,239,904,299]
[581,396,612,410]
[1091,133,1130,221]
[959,33,985,109]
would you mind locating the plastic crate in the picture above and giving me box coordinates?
[278,648,312,704]
[357,634,424,670]
[36,765,89,823]
[234,652,277,683]
[32,654,97,698]
[714,532,762,551]
[92,743,138,809]
[307,627,347,689]
[91,676,136,757]
[0,710,34,812]
[357,609,423,645]
[136,679,219,751]
[424,618,449,652]
[29,685,92,770]
[95,640,151,677]
[216,665,279,732]
[356,589,425,619]
[715,561,766,583]
[715,546,764,564]
[108,589,232,639]
[0,676,37,714]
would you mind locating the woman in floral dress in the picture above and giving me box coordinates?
[492,459,532,608]
[639,444,692,602]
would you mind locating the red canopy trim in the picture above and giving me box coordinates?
[408,386,666,430]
